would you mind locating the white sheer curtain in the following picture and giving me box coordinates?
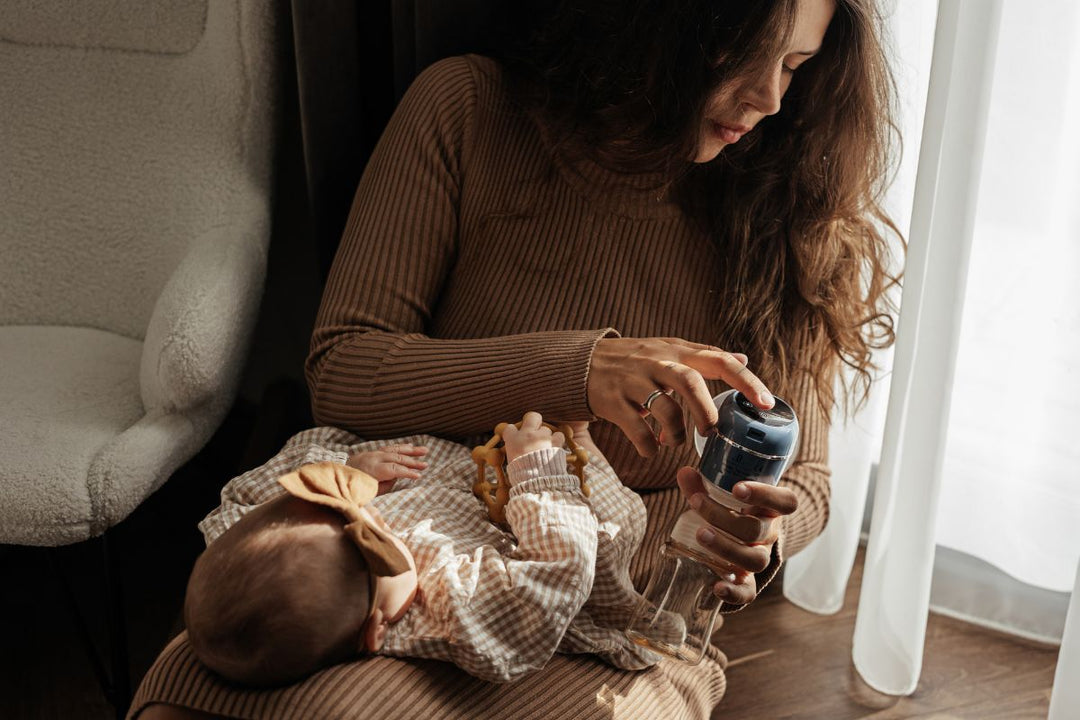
[784,0,1080,699]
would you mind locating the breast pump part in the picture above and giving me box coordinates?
[691,389,800,512]
[669,389,800,567]
[626,390,800,664]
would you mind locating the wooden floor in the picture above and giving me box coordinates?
[717,553,1060,719]
[0,408,1062,719]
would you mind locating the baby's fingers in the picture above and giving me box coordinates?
[372,461,423,481]
[381,443,429,458]
[377,448,429,471]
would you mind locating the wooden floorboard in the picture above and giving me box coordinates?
[0,411,1063,718]
[715,547,1060,719]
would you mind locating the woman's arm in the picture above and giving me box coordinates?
[306,56,617,438]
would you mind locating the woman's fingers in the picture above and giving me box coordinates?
[677,470,794,544]
[642,390,684,447]
[611,410,662,458]
[693,520,773,573]
[730,481,799,519]
[714,572,757,605]
[649,360,716,436]
[678,346,774,411]
[661,338,750,369]
[675,467,784,576]
[588,337,774,456]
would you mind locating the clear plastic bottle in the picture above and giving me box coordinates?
[626,390,799,664]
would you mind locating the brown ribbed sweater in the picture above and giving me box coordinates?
[307,55,831,561]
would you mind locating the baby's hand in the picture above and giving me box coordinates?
[347,443,429,495]
[502,411,564,463]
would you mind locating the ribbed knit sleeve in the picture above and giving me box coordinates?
[307,57,617,438]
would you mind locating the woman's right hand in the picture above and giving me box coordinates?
[587,337,775,457]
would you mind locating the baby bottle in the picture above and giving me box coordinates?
[625,390,799,663]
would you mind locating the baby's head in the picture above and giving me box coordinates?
[185,468,417,686]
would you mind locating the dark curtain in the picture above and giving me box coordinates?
[289,0,510,281]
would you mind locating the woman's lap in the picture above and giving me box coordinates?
[130,630,725,720]
[130,487,722,720]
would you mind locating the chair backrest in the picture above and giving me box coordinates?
[0,0,277,339]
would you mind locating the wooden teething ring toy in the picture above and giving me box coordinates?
[471,421,590,525]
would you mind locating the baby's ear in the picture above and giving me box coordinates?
[363,608,388,652]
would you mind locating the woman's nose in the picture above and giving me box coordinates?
[740,64,785,116]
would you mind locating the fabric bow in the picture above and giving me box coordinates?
[277,461,411,577]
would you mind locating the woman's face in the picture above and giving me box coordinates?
[693,0,836,164]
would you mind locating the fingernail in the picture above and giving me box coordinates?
[716,583,733,600]
[698,527,715,545]
[759,391,774,407]
[689,493,703,510]
[734,483,750,499]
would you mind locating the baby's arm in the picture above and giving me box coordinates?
[386,415,599,682]
[200,428,426,545]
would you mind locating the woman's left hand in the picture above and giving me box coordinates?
[676,467,798,604]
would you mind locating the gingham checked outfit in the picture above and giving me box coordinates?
[200,427,660,683]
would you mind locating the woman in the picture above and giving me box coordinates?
[135,0,899,717]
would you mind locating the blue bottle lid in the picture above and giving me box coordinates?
[693,390,800,490]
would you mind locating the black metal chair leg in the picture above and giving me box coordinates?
[47,545,114,697]
[47,531,131,719]
[102,531,131,719]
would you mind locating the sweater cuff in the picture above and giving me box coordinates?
[582,327,621,419]
[506,447,581,496]
[506,446,568,486]
[301,447,350,468]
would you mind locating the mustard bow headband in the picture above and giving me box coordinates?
[277,462,411,578]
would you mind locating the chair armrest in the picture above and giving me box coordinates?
[140,217,270,416]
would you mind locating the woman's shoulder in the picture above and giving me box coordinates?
[407,54,512,110]
[400,54,533,173]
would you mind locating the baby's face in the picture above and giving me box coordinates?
[359,503,418,651]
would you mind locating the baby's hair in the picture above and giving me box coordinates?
[184,495,372,686]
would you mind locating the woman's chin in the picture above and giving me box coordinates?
[692,141,726,164]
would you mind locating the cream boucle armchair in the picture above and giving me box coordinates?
[0,1,278,542]
[0,1,278,709]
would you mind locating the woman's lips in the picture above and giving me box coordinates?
[709,120,750,144]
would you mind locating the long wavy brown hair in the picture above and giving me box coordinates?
[495,0,903,416]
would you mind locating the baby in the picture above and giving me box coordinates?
[183,412,658,686]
